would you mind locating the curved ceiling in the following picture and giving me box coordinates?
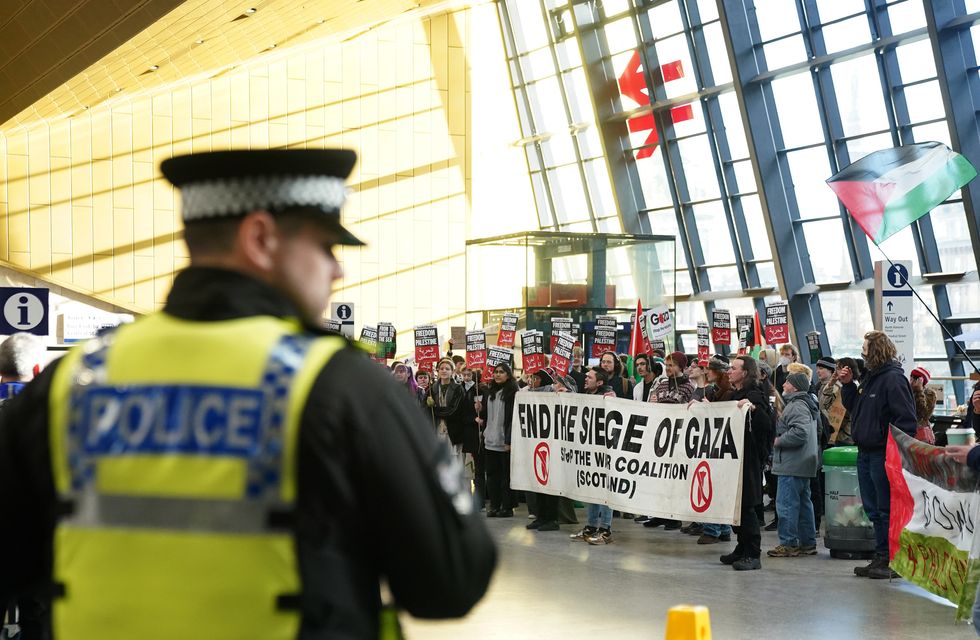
[1,0,450,129]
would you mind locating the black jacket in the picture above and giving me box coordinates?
[840,360,916,450]
[0,267,496,639]
[429,380,467,447]
[732,383,774,508]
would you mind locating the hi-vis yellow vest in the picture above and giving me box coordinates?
[48,313,344,640]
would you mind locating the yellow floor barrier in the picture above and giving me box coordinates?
[665,605,712,640]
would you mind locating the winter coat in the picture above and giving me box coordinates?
[773,391,820,478]
[819,380,852,445]
[430,380,467,446]
[651,375,696,404]
[480,385,516,451]
[456,382,483,454]
[732,383,774,508]
[608,375,632,399]
[840,360,916,450]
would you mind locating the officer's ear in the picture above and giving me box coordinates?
[236,210,281,272]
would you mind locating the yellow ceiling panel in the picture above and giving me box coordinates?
[1,0,453,130]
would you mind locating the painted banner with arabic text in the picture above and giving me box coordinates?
[886,427,980,620]
[510,392,748,524]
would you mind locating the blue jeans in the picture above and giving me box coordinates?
[857,448,890,557]
[586,504,612,530]
[776,475,816,548]
[702,522,732,537]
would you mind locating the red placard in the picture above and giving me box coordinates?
[592,315,618,359]
[697,321,710,367]
[414,325,440,374]
[551,333,575,377]
[465,330,487,371]
[521,330,546,375]
[764,301,789,345]
[550,317,574,353]
[498,312,518,347]
[711,309,731,345]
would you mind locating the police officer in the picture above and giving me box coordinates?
[0,149,496,639]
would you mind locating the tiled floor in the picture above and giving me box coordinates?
[402,508,976,639]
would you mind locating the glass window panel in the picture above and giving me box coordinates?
[556,37,581,71]
[819,290,873,355]
[911,121,951,146]
[696,0,719,24]
[564,68,596,125]
[513,87,533,135]
[931,203,974,272]
[866,226,921,275]
[602,0,631,18]
[648,206,680,239]
[545,0,568,10]
[647,0,685,39]
[894,40,936,84]
[525,145,541,171]
[530,171,554,227]
[548,164,589,223]
[526,76,567,134]
[911,287,948,358]
[676,301,708,330]
[719,92,749,159]
[739,194,772,260]
[577,125,604,159]
[832,55,891,138]
[757,261,778,287]
[888,0,927,34]
[822,16,872,55]
[947,282,980,315]
[584,159,616,217]
[560,221,594,232]
[762,35,808,69]
[815,0,864,23]
[520,48,557,82]
[604,16,638,55]
[671,102,707,137]
[656,34,699,98]
[703,22,732,86]
[845,133,896,162]
[507,0,550,53]
[692,200,736,264]
[627,116,659,150]
[573,0,596,26]
[706,266,742,290]
[754,0,801,41]
[637,146,674,209]
[787,148,841,220]
[540,135,577,167]
[903,80,946,124]
[771,73,823,148]
[802,220,853,282]
[675,136,721,201]
[598,216,623,233]
[613,50,647,110]
[730,159,757,194]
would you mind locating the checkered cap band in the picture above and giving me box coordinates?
[179,175,348,221]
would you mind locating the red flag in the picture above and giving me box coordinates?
[754,310,764,347]
[628,299,644,358]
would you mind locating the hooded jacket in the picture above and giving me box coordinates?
[773,391,820,478]
[840,360,917,450]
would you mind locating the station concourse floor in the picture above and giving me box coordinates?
[403,507,976,639]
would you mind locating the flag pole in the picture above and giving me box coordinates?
[874,246,980,376]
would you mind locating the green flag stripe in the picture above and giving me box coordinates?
[876,153,977,242]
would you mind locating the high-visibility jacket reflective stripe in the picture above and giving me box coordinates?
[48,313,344,640]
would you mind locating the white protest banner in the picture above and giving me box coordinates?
[510,393,748,523]
[414,324,440,373]
[764,301,789,345]
[592,315,618,359]
[498,312,519,347]
[646,304,673,342]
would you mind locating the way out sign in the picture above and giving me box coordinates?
[0,287,49,336]
[875,260,913,375]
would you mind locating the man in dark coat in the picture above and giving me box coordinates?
[722,355,774,571]
[839,330,916,580]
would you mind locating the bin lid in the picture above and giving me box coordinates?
[823,446,859,466]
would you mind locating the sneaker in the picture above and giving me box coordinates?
[526,519,542,530]
[764,519,778,532]
[570,526,598,541]
[586,528,613,545]
[767,545,801,558]
[536,520,559,532]
[643,518,665,528]
[679,522,698,534]
[854,558,878,577]
[634,515,653,524]
[697,534,721,545]
[800,545,818,556]
[720,551,743,565]
[686,523,704,536]
[868,560,899,580]
[496,509,514,518]
[663,520,682,531]
[732,557,762,571]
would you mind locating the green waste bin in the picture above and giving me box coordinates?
[823,446,875,559]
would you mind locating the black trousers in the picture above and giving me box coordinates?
[733,502,762,559]
[536,493,559,523]
[485,450,512,510]
[473,444,487,506]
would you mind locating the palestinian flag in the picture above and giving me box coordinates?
[885,426,980,620]
[626,299,644,381]
[827,141,976,244]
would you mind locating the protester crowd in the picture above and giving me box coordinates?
[386,328,977,577]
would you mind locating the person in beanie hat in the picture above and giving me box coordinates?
[766,368,821,558]
[910,367,937,444]
[649,351,696,405]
